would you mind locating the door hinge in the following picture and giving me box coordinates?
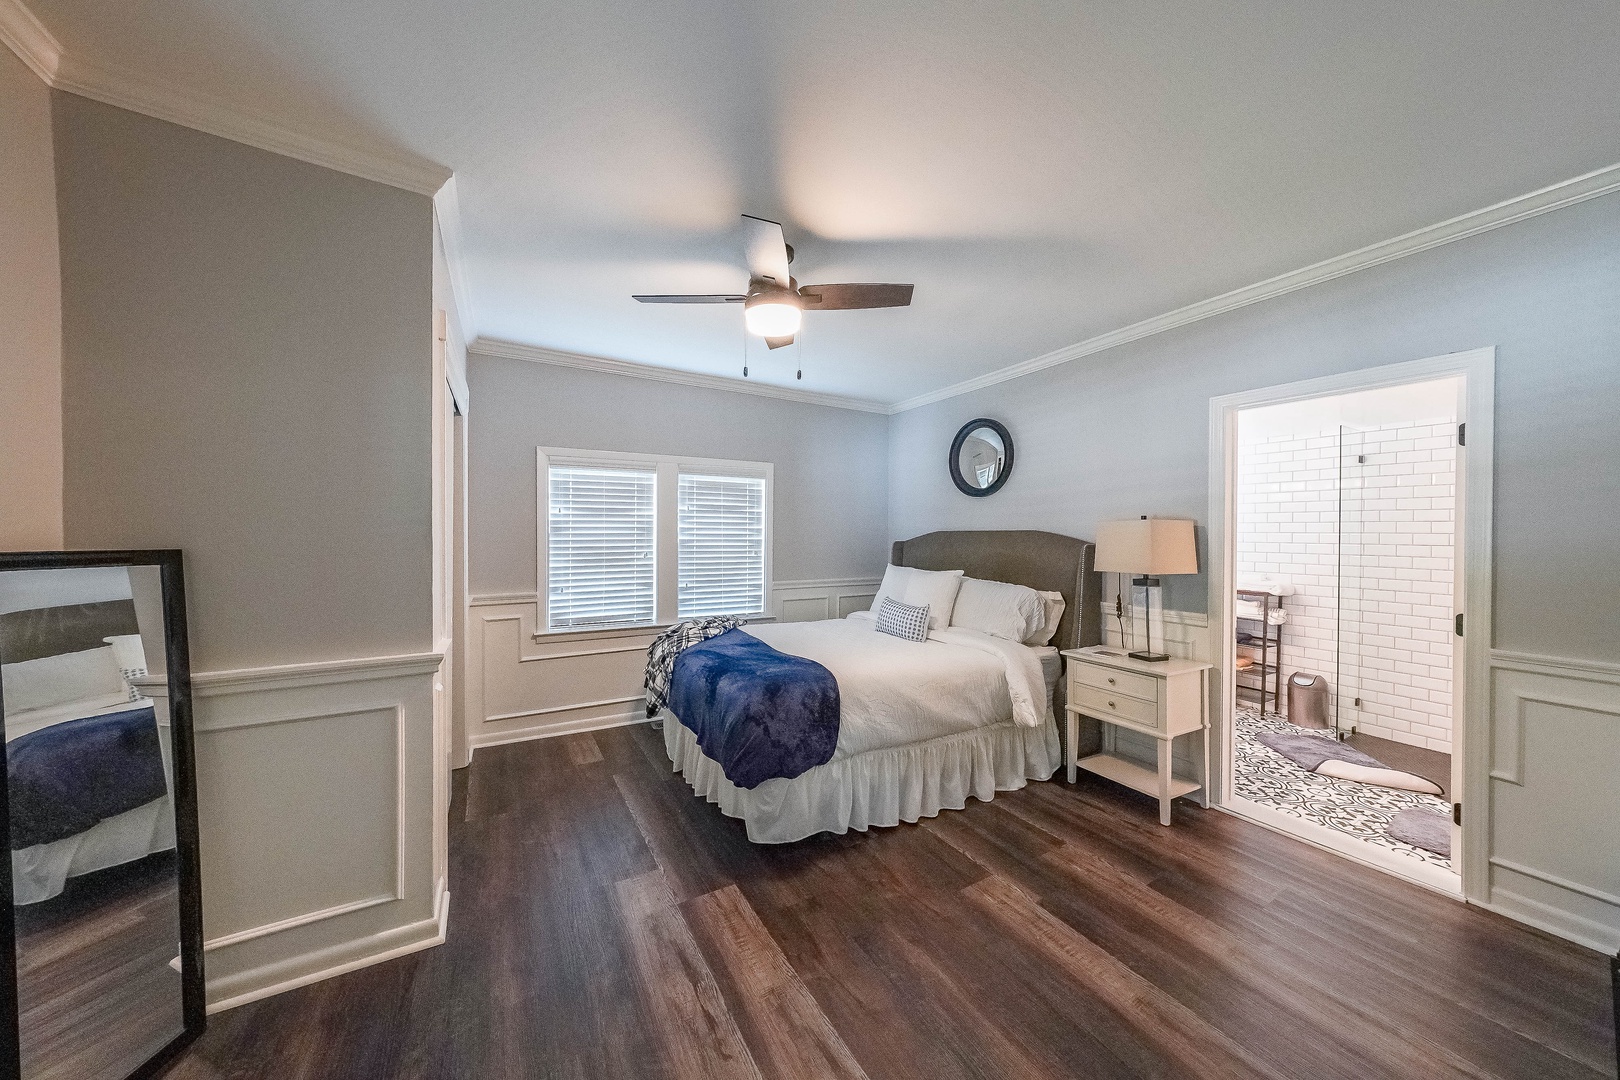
[1455,613,1464,637]
[1458,422,1466,446]
[1453,802,1462,827]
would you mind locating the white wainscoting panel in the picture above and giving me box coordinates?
[772,578,881,623]
[150,651,448,1011]
[1483,651,1620,951]
[464,579,880,754]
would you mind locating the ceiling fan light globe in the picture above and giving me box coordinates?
[743,298,802,338]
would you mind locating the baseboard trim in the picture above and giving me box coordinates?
[1481,889,1620,955]
[207,890,450,1014]
[203,893,398,952]
[469,710,649,754]
[484,694,642,725]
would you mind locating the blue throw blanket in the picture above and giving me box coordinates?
[8,705,169,850]
[668,628,840,789]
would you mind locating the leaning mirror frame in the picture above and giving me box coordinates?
[0,550,205,1080]
[948,418,1015,498]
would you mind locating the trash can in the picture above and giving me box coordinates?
[1286,672,1331,729]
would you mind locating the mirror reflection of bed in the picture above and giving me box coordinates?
[0,567,184,1080]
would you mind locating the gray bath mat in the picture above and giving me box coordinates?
[1386,806,1452,858]
[1256,730,1385,772]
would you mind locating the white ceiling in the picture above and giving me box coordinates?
[24,0,1620,404]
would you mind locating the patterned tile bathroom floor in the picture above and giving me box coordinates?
[1233,708,1454,871]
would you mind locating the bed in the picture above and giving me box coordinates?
[1,588,176,905]
[661,530,1101,842]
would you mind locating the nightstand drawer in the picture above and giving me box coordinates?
[1070,662,1159,703]
[1070,684,1160,730]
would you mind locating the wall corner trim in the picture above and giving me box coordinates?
[889,161,1620,413]
[470,337,892,415]
[206,888,450,1014]
[3,0,451,195]
[0,0,60,83]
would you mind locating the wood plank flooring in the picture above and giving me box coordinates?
[14,852,184,1080]
[169,722,1616,1079]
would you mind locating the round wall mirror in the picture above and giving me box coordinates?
[949,418,1014,497]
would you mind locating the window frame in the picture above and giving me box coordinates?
[536,447,774,634]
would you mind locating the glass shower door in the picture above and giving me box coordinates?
[1335,425,1368,738]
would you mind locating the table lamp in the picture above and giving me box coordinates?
[1095,517,1198,662]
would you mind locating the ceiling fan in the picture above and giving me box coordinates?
[633,215,914,350]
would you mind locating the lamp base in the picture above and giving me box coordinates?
[1128,650,1171,663]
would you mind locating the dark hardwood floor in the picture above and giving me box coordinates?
[171,722,1615,1079]
[15,852,184,1080]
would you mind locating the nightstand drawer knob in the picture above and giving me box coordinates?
[1107,677,1116,685]
[1108,700,1116,708]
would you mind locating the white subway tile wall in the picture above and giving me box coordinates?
[1235,417,1457,753]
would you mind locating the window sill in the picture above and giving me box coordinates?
[531,613,775,644]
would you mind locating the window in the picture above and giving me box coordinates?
[538,449,772,631]
[546,465,656,629]
[678,473,766,618]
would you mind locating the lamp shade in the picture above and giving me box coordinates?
[1095,518,1198,575]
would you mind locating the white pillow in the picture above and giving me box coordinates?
[1,646,127,714]
[950,577,1045,643]
[1029,591,1067,646]
[871,564,964,632]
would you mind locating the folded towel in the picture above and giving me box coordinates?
[1235,599,1288,624]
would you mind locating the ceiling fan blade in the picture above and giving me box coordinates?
[741,215,791,289]
[765,335,794,350]
[798,283,914,310]
[632,294,746,304]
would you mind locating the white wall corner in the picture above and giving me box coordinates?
[163,652,448,1011]
[434,177,477,406]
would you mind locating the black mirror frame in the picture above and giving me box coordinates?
[0,550,205,1080]
[948,418,1015,498]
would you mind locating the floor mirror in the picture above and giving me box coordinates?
[0,551,204,1080]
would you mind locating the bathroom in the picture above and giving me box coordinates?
[1228,376,1463,888]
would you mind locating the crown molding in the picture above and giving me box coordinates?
[891,160,1620,413]
[0,0,59,82]
[52,54,452,195]
[1,0,450,196]
[471,337,891,415]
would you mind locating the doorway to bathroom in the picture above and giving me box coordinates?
[1209,350,1494,898]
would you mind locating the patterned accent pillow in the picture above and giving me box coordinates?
[875,596,930,643]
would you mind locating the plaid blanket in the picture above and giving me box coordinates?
[645,616,744,717]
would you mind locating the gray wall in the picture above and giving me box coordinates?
[53,93,435,671]
[0,48,63,550]
[468,354,890,596]
[890,189,1620,666]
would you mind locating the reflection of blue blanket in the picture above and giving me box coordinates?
[669,628,840,789]
[8,706,168,850]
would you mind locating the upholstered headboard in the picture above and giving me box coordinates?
[889,530,1101,652]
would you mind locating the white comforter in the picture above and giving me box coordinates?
[742,612,1052,760]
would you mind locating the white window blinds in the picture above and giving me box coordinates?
[547,465,656,629]
[677,473,766,618]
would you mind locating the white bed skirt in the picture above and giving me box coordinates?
[663,717,1061,844]
[11,796,175,905]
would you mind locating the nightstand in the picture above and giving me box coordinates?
[1060,646,1212,825]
